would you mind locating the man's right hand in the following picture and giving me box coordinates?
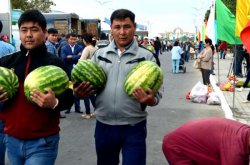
[73,82,95,99]
[0,86,8,103]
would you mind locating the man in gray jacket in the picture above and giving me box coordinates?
[73,9,161,165]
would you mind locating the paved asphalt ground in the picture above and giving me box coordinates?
[55,51,225,165]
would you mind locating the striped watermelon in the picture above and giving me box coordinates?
[124,61,163,96]
[0,66,19,98]
[24,65,69,101]
[71,60,106,91]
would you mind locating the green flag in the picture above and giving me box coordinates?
[216,0,242,44]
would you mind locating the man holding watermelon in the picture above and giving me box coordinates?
[74,9,162,165]
[0,10,74,165]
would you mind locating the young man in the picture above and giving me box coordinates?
[0,10,74,165]
[162,118,250,165]
[74,9,161,165]
[45,28,59,56]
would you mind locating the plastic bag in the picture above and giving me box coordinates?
[190,81,208,103]
[193,59,201,69]
[207,92,221,105]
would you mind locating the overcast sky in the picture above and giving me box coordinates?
[51,0,213,36]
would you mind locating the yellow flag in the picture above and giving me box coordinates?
[236,0,250,36]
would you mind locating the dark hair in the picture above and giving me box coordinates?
[0,20,2,33]
[18,10,47,30]
[205,38,212,45]
[110,9,135,24]
[174,41,179,46]
[66,32,77,39]
[83,33,93,44]
[48,28,58,34]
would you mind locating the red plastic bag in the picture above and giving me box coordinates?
[186,91,191,100]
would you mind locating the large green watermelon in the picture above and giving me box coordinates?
[0,66,19,98]
[124,61,163,96]
[24,65,69,101]
[71,60,106,91]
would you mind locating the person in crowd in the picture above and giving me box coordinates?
[0,10,74,165]
[73,9,162,165]
[198,38,213,85]
[154,36,162,56]
[183,39,191,62]
[133,34,140,43]
[45,28,59,56]
[171,41,183,74]
[233,45,246,78]
[218,40,227,59]
[45,28,66,119]
[61,32,83,114]
[79,33,97,119]
[141,36,160,66]
[0,21,15,56]
[162,117,250,165]
[0,20,16,165]
[162,39,166,52]
[198,41,204,53]
[57,33,68,57]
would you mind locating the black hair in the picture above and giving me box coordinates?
[205,38,212,45]
[66,32,77,39]
[18,10,47,30]
[0,20,2,33]
[48,28,58,34]
[82,33,93,44]
[174,41,179,46]
[110,9,135,24]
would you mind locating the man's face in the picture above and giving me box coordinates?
[48,33,58,44]
[111,17,136,49]
[19,22,46,50]
[68,36,77,46]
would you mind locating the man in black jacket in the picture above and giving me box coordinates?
[0,10,74,165]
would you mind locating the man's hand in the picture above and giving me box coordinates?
[73,82,95,99]
[30,88,57,109]
[0,86,8,103]
[132,87,157,106]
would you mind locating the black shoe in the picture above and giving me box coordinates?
[75,110,83,114]
[65,109,71,114]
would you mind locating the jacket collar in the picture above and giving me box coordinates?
[107,39,138,56]
[20,43,47,57]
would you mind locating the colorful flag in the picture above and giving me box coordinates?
[235,0,250,36]
[206,3,216,45]
[240,20,250,53]
[216,0,242,44]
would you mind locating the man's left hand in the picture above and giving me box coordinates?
[31,88,57,109]
[132,87,156,106]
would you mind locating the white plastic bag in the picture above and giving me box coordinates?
[190,81,208,103]
[207,92,221,105]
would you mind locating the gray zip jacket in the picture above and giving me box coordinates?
[92,39,162,125]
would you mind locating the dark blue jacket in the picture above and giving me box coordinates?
[61,44,83,72]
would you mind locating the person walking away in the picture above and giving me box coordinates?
[183,39,191,62]
[154,37,162,56]
[162,117,250,165]
[171,41,182,74]
[61,33,83,114]
[79,33,97,119]
[73,9,162,165]
[0,10,74,165]
[198,38,213,85]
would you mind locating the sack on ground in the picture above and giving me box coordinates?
[207,92,221,105]
[190,81,208,103]
[193,59,201,69]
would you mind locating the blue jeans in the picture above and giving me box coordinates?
[5,133,59,165]
[95,120,147,165]
[172,59,180,73]
[184,51,190,62]
[0,120,5,165]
